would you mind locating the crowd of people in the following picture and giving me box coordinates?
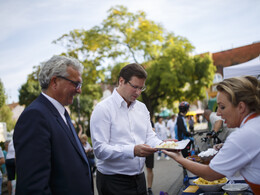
[0,139,16,195]
[7,55,259,195]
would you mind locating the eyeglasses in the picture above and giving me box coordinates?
[127,81,146,92]
[57,76,82,90]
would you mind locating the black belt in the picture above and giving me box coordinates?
[99,171,144,179]
[114,172,144,179]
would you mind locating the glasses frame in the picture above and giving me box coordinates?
[127,81,146,92]
[57,76,82,90]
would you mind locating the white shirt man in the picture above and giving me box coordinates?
[90,63,162,195]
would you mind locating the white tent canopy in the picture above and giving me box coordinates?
[223,56,260,79]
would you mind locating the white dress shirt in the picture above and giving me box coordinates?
[6,140,15,159]
[167,119,177,139]
[155,121,168,140]
[90,89,161,175]
[41,92,67,124]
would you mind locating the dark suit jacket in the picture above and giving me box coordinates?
[14,94,93,195]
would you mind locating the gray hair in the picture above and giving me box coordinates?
[39,55,83,90]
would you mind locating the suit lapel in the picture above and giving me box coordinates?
[39,94,88,163]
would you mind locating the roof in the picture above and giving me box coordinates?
[212,42,260,68]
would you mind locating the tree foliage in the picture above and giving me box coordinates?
[0,105,16,131]
[0,79,5,108]
[54,5,215,118]
[0,79,15,131]
[19,65,41,107]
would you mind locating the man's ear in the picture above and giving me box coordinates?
[118,77,124,86]
[50,76,58,90]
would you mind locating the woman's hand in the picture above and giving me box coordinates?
[162,150,183,161]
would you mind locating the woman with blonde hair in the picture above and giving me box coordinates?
[163,76,260,194]
[79,134,96,176]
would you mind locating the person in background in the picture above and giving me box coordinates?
[0,146,5,195]
[13,55,93,195]
[155,116,169,160]
[5,139,15,195]
[163,76,260,194]
[79,134,97,176]
[167,114,177,139]
[174,101,192,158]
[1,140,10,175]
[145,120,156,195]
[188,116,194,133]
[203,109,235,143]
[90,63,162,195]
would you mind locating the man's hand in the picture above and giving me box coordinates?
[213,143,223,151]
[207,130,218,138]
[134,144,157,157]
[85,148,93,153]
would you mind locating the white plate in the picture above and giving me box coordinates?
[222,183,249,192]
[193,177,228,192]
[155,139,190,151]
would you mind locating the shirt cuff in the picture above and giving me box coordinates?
[122,144,135,159]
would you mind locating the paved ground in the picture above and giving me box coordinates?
[146,153,184,195]
[93,131,211,195]
[93,152,185,195]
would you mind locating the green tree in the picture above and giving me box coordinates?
[0,105,16,131]
[0,79,15,131]
[19,65,41,107]
[0,79,5,108]
[54,5,215,118]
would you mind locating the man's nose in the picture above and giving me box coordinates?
[136,89,142,95]
[76,88,82,94]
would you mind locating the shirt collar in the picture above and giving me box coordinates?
[240,112,256,127]
[112,88,136,109]
[41,92,66,116]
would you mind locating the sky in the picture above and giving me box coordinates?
[0,0,260,103]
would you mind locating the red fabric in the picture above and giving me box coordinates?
[243,113,260,195]
[245,179,260,195]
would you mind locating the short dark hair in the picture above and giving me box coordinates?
[118,63,147,83]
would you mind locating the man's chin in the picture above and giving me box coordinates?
[130,98,136,102]
[131,96,138,101]
[65,98,74,106]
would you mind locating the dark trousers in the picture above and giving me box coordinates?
[5,158,16,180]
[96,170,147,195]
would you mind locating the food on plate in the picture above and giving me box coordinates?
[193,177,227,185]
[198,148,218,164]
[155,141,178,148]
[186,155,202,163]
[198,148,218,157]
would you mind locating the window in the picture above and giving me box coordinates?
[213,73,223,84]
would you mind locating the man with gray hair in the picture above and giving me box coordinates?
[14,55,93,195]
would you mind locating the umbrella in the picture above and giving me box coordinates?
[159,109,171,117]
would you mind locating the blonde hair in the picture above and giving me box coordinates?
[216,76,260,113]
[80,134,88,140]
